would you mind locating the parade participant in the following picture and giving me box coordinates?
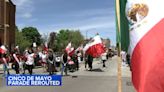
[19,55,26,74]
[47,49,56,75]
[22,49,29,74]
[87,54,93,71]
[84,54,88,70]
[121,50,127,66]
[25,49,35,75]
[0,45,10,77]
[77,50,81,62]
[126,54,131,68]
[69,54,76,72]
[41,50,48,72]
[101,52,107,67]
[73,52,79,71]
[55,54,61,68]
[12,48,21,74]
[61,51,68,76]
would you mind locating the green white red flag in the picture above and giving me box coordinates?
[116,0,164,91]
[83,34,105,58]
[65,42,75,56]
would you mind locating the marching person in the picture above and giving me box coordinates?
[61,51,68,76]
[121,50,127,66]
[69,54,76,72]
[12,49,20,74]
[25,49,35,75]
[84,54,88,70]
[87,54,93,71]
[0,45,10,77]
[22,49,29,74]
[76,51,81,70]
[19,55,26,74]
[41,51,48,72]
[47,49,56,75]
[72,52,78,71]
[55,54,61,70]
[101,52,107,67]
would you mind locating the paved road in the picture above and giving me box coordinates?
[0,56,135,92]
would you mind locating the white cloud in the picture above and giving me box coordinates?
[66,8,113,17]
[50,8,115,31]
[12,0,34,18]
[46,14,115,32]
[21,13,32,18]
[79,23,113,31]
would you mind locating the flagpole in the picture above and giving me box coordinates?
[115,0,122,92]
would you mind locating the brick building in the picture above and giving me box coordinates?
[0,0,16,51]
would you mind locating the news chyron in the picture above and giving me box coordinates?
[6,75,62,86]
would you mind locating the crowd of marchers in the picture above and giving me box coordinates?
[0,45,115,77]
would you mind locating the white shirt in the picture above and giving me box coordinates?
[41,54,47,63]
[77,53,82,62]
[26,53,35,65]
[38,52,42,58]
[101,52,107,60]
[121,51,127,61]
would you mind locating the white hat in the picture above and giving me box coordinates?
[15,46,19,49]
[0,45,7,54]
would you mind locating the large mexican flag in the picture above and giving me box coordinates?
[116,0,164,92]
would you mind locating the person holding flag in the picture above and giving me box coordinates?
[0,45,10,77]
[41,50,48,72]
[25,48,36,75]
[83,34,105,58]
[12,47,21,74]
[83,34,105,70]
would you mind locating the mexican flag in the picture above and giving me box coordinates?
[65,42,75,56]
[83,34,105,58]
[116,0,164,92]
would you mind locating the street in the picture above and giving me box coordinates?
[0,56,135,92]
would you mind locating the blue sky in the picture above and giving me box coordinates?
[11,0,116,46]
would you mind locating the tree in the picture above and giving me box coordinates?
[15,27,31,52]
[22,27,42,45]
[54,29,84,52]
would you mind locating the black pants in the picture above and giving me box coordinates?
[88,61,92,70]
[26,65,33,75]
[102,60,106,67]
[85,60,88,69]
[14,62,20,74]
[75,61,79,70]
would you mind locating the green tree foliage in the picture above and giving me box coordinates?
[53,29,84,52]
[15,27,84,52]
[22,27,42,45]
[15,27,31,52]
